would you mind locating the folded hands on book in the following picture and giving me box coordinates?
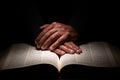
[35,22,82,55]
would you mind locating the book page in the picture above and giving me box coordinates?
[109,44,120,66]
[59,42,120,69]
[0,43,59,70]
[0,48,10,69]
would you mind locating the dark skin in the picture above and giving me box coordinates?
[35,22,82,55]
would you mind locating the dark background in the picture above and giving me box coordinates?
[0,0,120,51]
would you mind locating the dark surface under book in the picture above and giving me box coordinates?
[0,64,120,80]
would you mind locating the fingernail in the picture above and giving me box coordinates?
[76,49,82,54]
[41,46,44,50]
[41,46,46,50]
[76,47,80,50]
[70,50,74,54]
[37,45,40,49]
[61,51,65,55]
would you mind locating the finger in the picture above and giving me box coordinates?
[59,45,75,54]
[53,49,65,56]
[69,41,82,54]
[36,44,40,49]
[37,28,57,48]
[40,24,49,29]
[41,32,61,50]
[49,32,69,50]
[64,42,77,51]
[35,22,56,42]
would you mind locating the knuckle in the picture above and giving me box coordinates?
[66,31,70,35]
[45,32,49,37]
[50,35,55,40]
[64,42,68,46]
[64,42,69,45]
[41,31,45,35]
[55,31,59,35]
[59,45,64,48]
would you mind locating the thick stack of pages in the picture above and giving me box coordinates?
[0,42,120,79]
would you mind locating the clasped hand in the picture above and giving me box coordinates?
[35,22,82,55]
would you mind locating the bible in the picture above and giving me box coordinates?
[0,42,120,79]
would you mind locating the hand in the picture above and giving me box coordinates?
[35,22,78,51]
[53,41,82,55]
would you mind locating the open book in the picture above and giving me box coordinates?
[0,42,120,79]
